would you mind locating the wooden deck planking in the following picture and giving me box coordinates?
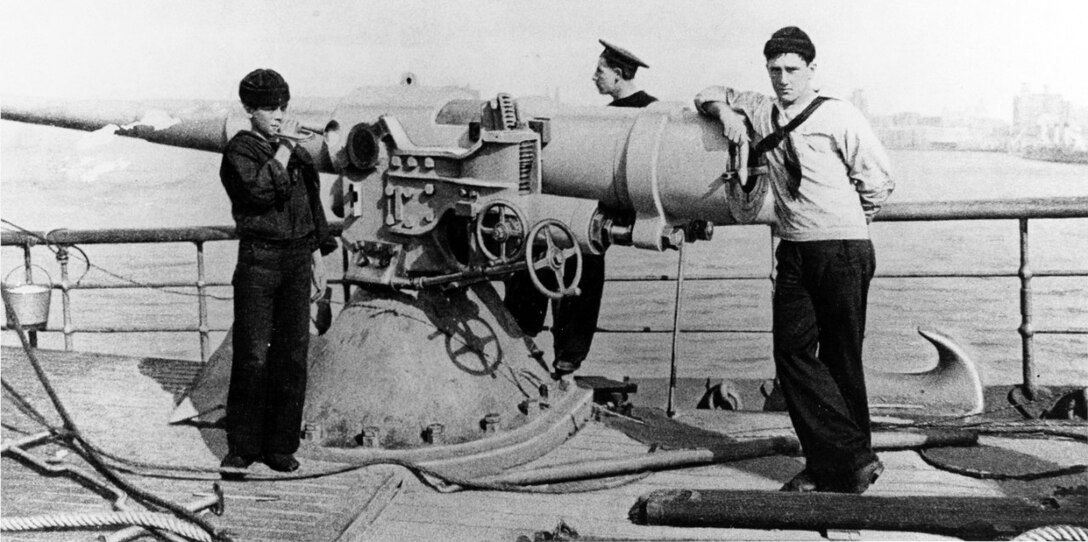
[366,520,511,542]
[1,346,401,542]
[370,477,826,541]
[361,414,1026,541]
[4,346,1085,541]
[499,420,1005,497]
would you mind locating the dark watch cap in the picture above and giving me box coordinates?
[599,39,649,73]
[763,26,815,63]
[239,68,291,108]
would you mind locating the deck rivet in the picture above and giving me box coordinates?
[301,422,323,442]
[482,412,501,432]
[356,425,382,448]
[424,423,445,445]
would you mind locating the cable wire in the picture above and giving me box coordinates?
[2,293,229,541]
[2,219,232,301]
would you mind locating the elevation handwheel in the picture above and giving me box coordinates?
[525,219,582,299]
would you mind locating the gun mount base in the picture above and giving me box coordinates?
[172,282,587,475]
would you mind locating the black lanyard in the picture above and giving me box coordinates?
[753,96,832,196]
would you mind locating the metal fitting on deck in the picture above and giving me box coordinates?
[423,423,445,445]
[300,422,323,442]
[482,413,501,433]
[355,425,382,448]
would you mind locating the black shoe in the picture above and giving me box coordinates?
[826,458,885,494]
[262,453,300,473]
[219,453,257,479]
[780,469,819,492]
[553,359,581,377]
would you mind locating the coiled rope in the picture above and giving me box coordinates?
[1,294,228,541]
[1012,525,1088,541]
[1,512,212,542]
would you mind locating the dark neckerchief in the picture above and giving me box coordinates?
[609,90,658,108]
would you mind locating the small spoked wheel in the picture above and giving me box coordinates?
[474,200,527,264]
[525,219,582,299]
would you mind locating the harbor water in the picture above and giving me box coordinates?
[1,120,1085,386]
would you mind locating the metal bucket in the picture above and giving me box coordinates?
[2,266,53,328]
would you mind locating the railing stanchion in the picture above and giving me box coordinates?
[22,243,38,347]
[341,243,350,305]
[666,242,687,418]
[767,228,779,395]
[195,241,209,362]
[56,245,73,351]
[1018,218,1037,400]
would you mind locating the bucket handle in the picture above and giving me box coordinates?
[3,265,54,289]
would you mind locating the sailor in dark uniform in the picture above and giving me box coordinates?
[218,69,337,476]
[504,40,656,377]
[594,39,658,107]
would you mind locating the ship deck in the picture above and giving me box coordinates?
[2,346,1086,541]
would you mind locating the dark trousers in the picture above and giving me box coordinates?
[503,253,605,366]
[228,239,312,456]
[773,239,877,479]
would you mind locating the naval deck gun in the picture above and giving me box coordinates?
[1,81,791,472]
[4,81,769,299]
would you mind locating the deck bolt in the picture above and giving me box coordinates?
[424,423,445,445]
[483,412,501,433]
[301,422,323,442]
[356,425,382,448]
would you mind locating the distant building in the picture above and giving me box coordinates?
[1013,85,1071,131]
[854,85,1083,156]
[871,110,1007,152]
[1011,85,1085,153]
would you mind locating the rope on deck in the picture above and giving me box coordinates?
[2,294,228,541]
[0,512,212,542]
[1012,525,1088,541]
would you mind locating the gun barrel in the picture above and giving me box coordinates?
[436,96,772,234]
[1,96,339,154]
[3,90,769,241]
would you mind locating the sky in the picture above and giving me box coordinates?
[1,0,1087,121]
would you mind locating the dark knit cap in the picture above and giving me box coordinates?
[239,68,290,108]
[763,26,815,63]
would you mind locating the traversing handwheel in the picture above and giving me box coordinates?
[474,200,527,264]
[525,219,582,299]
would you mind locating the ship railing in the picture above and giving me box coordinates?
[3,196,1086,402]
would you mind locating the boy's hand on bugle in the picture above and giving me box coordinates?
[277,119,314,142]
